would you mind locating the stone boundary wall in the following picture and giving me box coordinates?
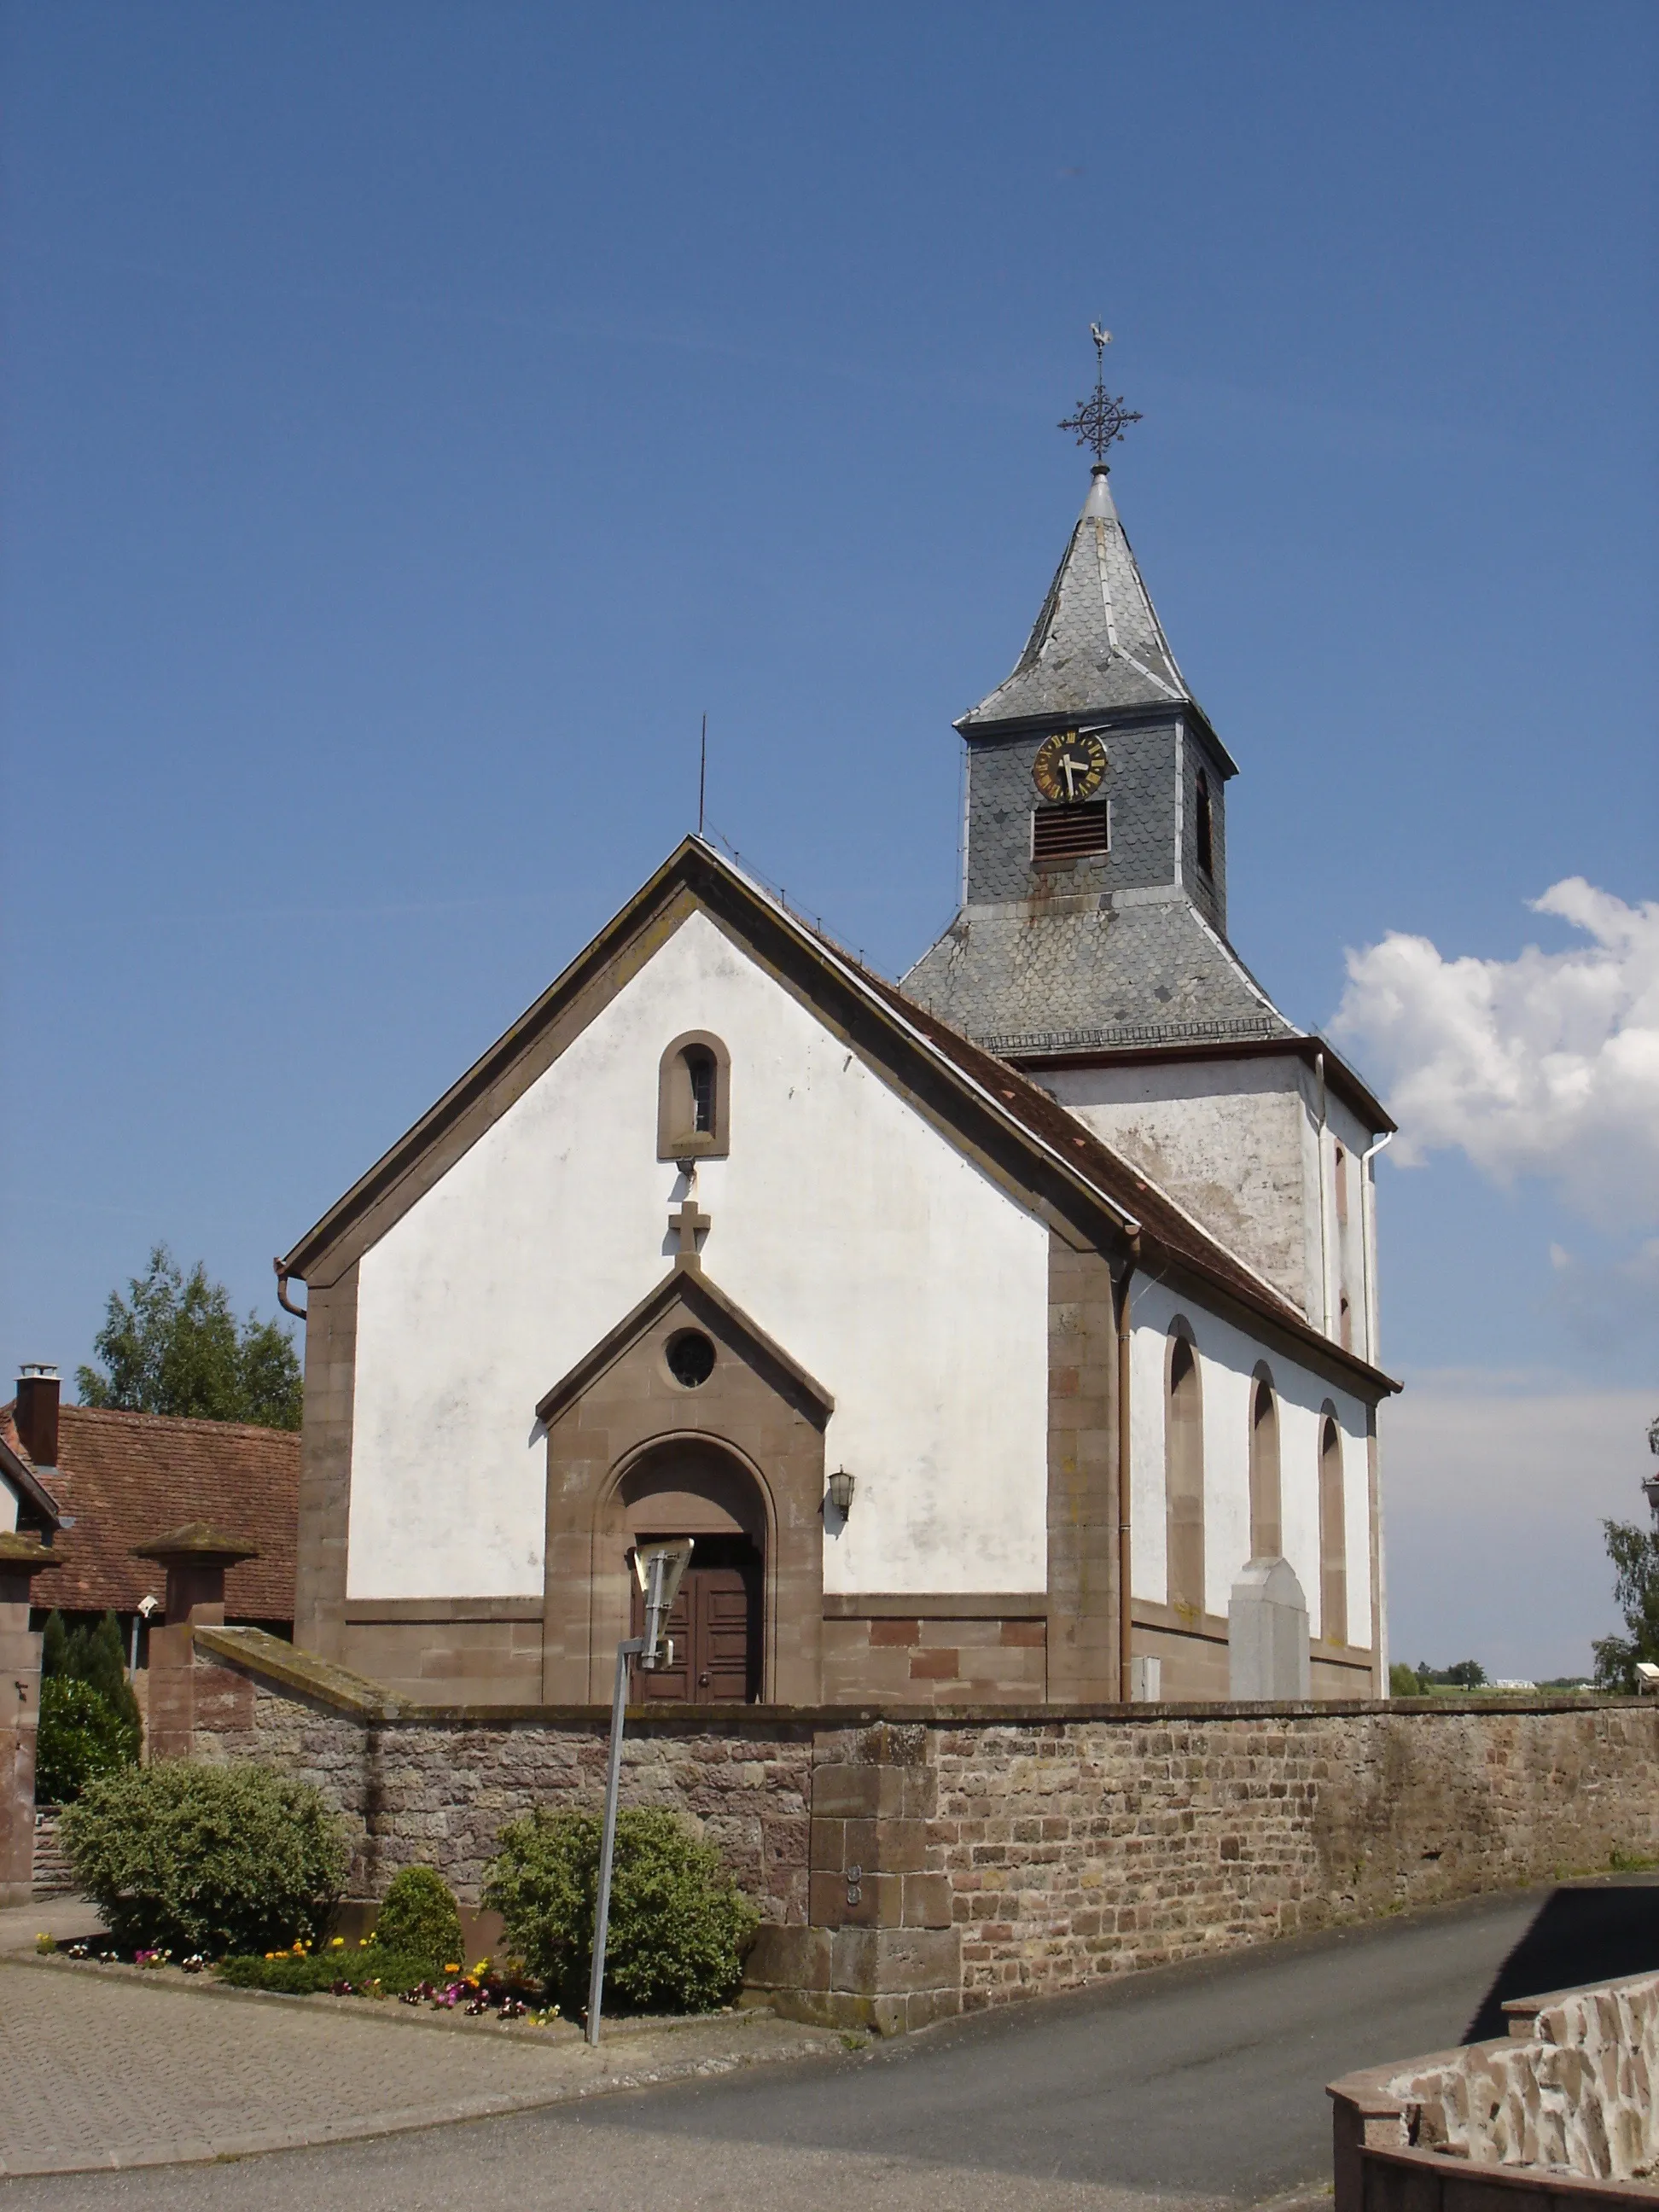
[183,1628,1659,2032]
[1329,1973,1659,2204]
[1388,1974,1658,2178]
[933,1708,1659,2009]
[188,1635,813,1925]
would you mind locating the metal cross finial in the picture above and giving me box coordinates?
[1059,323,1143,466]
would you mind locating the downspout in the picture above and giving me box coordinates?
[1358,1129,1394,1693]
[273,1258,308,1322]
[1116,1245,1138,1700]
[1313,1051,1330,1336]
[1357,1131,1394,1365]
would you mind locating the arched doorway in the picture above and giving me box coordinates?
[616,1440,766,1703]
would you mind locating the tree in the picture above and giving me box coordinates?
[1592,1517,1659,1693]
[76,1246,300,1430]
[41,1609,143,1748]
[37,1610,142,1801]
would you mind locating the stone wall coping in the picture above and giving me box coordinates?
[1329,2050,1462,2115]
[1501,1969,1659,2034]
[193,1626,394,1716]
[191,1630,1634,1728]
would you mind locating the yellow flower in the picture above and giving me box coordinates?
[330,1937,345,1947]
[443,1963,461,1976]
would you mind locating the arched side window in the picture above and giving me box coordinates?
[1195,768,1215,878]
[1249,1365,1282,1561]
[656,1031,731,1160]
[1165,1323,1205,1615]
[1318,1408,1348,1646]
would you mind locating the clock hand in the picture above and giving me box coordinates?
[1062,756,1079,799]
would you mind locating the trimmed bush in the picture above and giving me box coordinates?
[371,1866,463,1973]
[61,1760,350,1958]
[35,1679,137,1804]
[482,1806,758,2016]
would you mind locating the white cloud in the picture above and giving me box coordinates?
[1333,879,1659,1224]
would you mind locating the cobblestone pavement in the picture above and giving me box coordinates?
[0,1960,839,2176]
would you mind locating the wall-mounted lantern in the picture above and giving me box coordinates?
[826,1467,855,1518]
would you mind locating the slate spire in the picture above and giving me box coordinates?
[958,465,1191,731]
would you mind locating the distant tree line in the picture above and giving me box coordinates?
[1389,1658,1487,1697]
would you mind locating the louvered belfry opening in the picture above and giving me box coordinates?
[1032,800,1109,863]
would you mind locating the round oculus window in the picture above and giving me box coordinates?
[666,1329,715,1388]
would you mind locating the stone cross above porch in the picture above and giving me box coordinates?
[670,1193,710,1268]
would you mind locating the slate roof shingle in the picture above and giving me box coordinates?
[959,468,1194,730]
[902,894,1298,1054]
[0,1404,299,1621]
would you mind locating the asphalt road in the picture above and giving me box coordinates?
[7,1877,1657,2212]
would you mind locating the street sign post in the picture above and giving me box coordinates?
[585,1540,694,2046]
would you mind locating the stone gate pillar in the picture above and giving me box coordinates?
[135,1523,259,1761]
[744,1721,961,2034]
[0,1532,61,1904]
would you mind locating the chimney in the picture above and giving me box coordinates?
[15,1365,60,1468]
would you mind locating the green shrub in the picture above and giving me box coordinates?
[1388,1662,1423,1698]
[371,1865,463,1973]
[41,1610,143,1749]
[483,1805,758,2016]
[216,1946,434,1996]
[35,1679,137,1803]
[61,1760,350,1958]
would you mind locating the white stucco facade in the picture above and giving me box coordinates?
[1126,1272,1373,1648]
[1042,1057,1383,1366]
[346,909,1053,1602]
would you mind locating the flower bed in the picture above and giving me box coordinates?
[44,1932,562,2025]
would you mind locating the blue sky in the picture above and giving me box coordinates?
[3,2,1655,1675]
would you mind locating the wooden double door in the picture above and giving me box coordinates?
[629,1535,761,1703]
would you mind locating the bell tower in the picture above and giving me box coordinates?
[904,339,1394,1346]
[905,351,1288,1058]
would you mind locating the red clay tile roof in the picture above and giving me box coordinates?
[0,1404,298,1622]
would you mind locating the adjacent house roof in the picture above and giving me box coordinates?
[0,1404,299,1621]
[958,467,1227,752]
[0,1430,61,1536]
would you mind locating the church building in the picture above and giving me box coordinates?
[282,402,1397,1713]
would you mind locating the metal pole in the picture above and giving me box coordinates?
[587,1634,643,2046]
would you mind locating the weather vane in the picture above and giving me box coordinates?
[1059,322,1143,466]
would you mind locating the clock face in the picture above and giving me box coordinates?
[1033,729,1107,804]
